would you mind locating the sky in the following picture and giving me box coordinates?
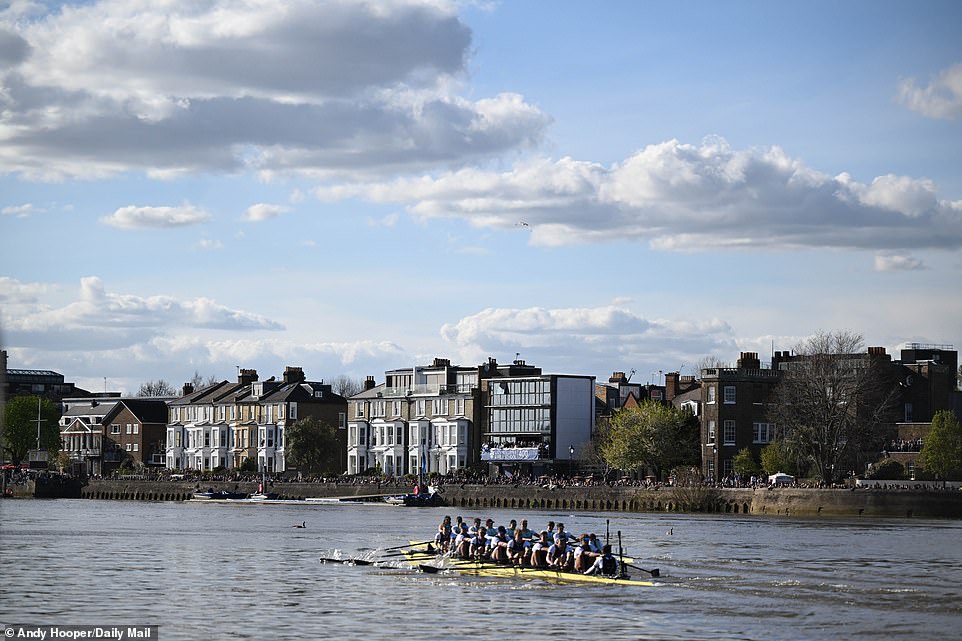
[1,0,961,395]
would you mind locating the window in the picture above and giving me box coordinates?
[290,403,297,420]
[373,400,386,417]
[356,401,365,418]
[125,443,132,451]
[723,386,736,404]
[133,443,139,452]
[904,403,913,422]
[220,430,226,446]
[433,399,446,416]
[723,458,733,476]
[392,401,401,417]
[707,420,716,443]
[339,412,346,429]
[204,431,211,447]
[454,398,465,416]
[126,424,133,434]
[133,424,139,434]
[111,424,121,434]
[416,400,426,416]
[723,420,736,445]
[707,386,716,404]
[230,406,236,420]
[753,422,773,444]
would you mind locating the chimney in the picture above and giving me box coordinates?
[609,371,627,384]
[868,346,887,356]
[432,358,451,368]
[238,369,258,385]
[364,375,376,391]
[283,366,305,384]
[737,352,760,370]
[182,383,194,396]
[664,372,679,401]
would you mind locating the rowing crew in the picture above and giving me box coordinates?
[433,516,620,576]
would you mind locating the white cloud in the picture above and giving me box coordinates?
[898,62,962,120]
[366,212,399,227]
[243,203,290,222]
[0,1,548,179]
[874,254,926,272]
[101,204,210,229]
[2,203,37,217]
[0,276,50,303]
[441,304,737,376]
[315,138,962,253]
[3,277,283,351]
[195,238,223,250]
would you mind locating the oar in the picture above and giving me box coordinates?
[318,557,385,566]
[623,562,660,578]
[360,540,435,552]
[418,564,442,573]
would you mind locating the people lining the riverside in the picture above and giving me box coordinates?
[431,515,626,576]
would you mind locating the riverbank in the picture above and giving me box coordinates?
[11,479,946,519]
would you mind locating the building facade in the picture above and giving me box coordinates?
[60,397,169,475]
[165,367,346,473]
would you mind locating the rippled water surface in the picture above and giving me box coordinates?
[1,500,960,640]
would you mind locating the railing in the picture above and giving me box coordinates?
[480,447,542,462]
[376,384,474,397]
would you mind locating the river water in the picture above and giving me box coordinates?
[1,499,959,640]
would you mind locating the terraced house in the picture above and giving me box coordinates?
[347,357,596,478]
[165,367,347,473]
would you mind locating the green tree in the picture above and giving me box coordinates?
[867,459,905,480]
[918,410,962,485]
[600,400,699,480]
[760,439,795,476]
[770,330,900,485]
[732,447,761,478]
[286,416,340,475]
[2,396,61,466]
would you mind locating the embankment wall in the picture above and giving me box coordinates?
[69,480,962,519]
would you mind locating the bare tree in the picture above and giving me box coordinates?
[137,380,178,397]
[770,331,900,484]
[328,374,363,397]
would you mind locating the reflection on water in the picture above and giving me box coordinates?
[1,500,960,641]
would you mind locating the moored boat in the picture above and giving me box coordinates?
[192,488,250,500]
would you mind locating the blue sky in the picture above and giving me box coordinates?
[2,0,961,394]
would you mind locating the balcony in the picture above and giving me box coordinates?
[480,447,542,462]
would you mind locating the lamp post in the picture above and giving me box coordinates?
[568,445,574,477]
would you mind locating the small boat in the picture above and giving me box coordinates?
[192,488,250,500]
[384,492,444,507]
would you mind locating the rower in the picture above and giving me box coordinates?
[507,530,528,566]
[489,526,511,564]
[584,544,619,577]
[435,515,452,552]
[530,531,551,567]
[573,535,594,572]
[470,526,489,560]
[454,523,472,558]
[518,519,536,549]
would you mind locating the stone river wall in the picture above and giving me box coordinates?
[66,479,962,519]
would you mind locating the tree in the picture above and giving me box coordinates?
[867,459,905,480]
[770,330,900,485]
[732,447,761,478]
[760,439,795,476]
[137,380,177,397]
[600,400,699,480]
[918,410,962,484]
[286,416,340,475]
[2,396,61,466]
[190,371,220,389]
[329,375,363,398]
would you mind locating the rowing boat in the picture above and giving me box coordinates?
[401,544,656,587]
